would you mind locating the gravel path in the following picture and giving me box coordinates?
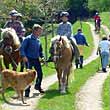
[75,23,110,110]
[1,22,106,110]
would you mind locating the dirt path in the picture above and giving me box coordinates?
[1,22,103,110]
[75,23,110,110]
[102,25,110,36]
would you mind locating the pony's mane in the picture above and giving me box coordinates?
[1,28,20,46]
[51,35,70,48]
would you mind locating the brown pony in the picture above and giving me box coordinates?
[50,35,75,94]
[0,28,21,70]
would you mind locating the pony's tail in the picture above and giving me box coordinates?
[0,55,4,72]
[70,63,75,83]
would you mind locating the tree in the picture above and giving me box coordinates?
[88,0,110,12]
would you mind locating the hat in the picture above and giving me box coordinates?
[60,11,69,17]
[9,9,18,16]
[16,13,22,17]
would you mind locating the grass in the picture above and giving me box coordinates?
[102,75,110,110]
[100,12,110,29]
[37,58,100,110]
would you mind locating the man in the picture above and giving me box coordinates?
[97,36,110,72]
[20,24,45,97]
[4,10,25,43]
[74,28,89,68]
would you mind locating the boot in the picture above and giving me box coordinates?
[75,59,79,69]
[80,56,83,68]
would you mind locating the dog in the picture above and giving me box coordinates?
[0,55,36,104]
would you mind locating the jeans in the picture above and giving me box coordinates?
[101,51,109,69]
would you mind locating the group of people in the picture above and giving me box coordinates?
[3,9,95,97]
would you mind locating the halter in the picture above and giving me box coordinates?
[52,39,66,63]
[0,29,20,68]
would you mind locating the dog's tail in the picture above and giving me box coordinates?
[0,55,4,72]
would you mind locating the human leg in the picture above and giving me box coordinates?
[101,52,109,72]
[34,59,44,93]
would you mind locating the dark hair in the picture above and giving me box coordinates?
[78,28,82,32]
[102,37,107,40]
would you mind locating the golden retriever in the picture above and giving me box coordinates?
[0,55,36,104]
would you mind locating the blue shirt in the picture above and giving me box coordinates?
[57,21,72,38]
[74,32,88,46]
[20,34,44,59]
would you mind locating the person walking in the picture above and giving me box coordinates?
[74,28,89,68]
[20,24,45,97]
[97,36,110,72]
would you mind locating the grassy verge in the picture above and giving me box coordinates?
[100,12,110,29]
[37,58,100,110]
[102,75,110,110]
[100,12,110,110]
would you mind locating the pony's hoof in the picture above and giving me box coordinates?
[60,90,66,94]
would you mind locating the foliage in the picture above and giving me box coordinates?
[88,0,110,12]
[100,12,110,29]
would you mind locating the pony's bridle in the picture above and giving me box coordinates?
[52,40,65,63]
[2,38,18,68]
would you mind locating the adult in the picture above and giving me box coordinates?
[20,24,45,97]
[74,28,89,68]
[4,9,25,43]
[97,36,110,72]
[93,12,101,32]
